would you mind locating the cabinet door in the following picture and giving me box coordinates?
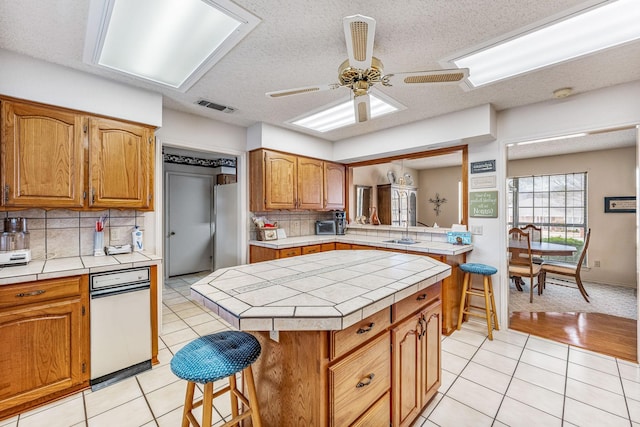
[89,117,153,209]
[324,162,345,210]
[1,101,84,207]
[0,298,85,412]
[297,157,323,210]
[264,151,297,209]
[420,301,442,406]
[391,314,421,427]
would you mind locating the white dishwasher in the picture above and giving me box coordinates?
[90,267,152,390]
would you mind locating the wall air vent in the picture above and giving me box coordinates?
[196,99,236,113]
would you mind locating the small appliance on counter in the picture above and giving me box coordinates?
[0,218,31,266]
[315,220,336,235]
[333,211,347,235]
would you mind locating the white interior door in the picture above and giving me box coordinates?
[167,173,213,276]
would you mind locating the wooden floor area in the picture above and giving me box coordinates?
[509,311,638,362]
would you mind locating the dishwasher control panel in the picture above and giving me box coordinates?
[90,267,150,291]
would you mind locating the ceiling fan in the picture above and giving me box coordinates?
[265,14,469,125]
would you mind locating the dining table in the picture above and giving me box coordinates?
[528,241,577,256]
[508,239,577,256]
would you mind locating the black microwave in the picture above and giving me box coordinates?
[315,220,336,235]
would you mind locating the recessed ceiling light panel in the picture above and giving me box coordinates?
[442,0,640,88]
[288,90,405,133]
[84,0,260,91]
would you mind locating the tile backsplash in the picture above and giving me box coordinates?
[0,209,146,260]
[250,211,334,240]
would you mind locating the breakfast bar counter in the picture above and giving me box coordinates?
[191,250,449,426]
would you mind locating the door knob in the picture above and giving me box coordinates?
[170,231,175,236]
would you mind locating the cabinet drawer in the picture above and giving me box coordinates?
[329,333,390,427]
[335,243,351,250]
[278,247,301,258]
[301,244,321,255]
[393,282,441,323]
[0,276,83,309]
[351,391,390,427]
[321,243,336,252]
[330,308,390,360]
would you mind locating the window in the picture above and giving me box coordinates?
[507,172,587,262]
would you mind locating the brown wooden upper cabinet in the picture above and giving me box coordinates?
[250,149,345,211]
[1,100,85,208]
[324,161,346,210]
[1,99,155,210]
[89,117,153,209]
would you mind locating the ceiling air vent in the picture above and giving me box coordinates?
[196,99,236,113]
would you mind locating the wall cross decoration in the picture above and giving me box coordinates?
[429,193,447,216]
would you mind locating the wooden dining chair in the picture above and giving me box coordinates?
[508,227,542,303]
[520,224,544,265]
[540,228,591,302]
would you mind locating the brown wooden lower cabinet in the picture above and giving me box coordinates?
[249,282,442,427]
[0,276,90,419]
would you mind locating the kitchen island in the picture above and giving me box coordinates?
[249,230,471,335]
[191,250,449,427]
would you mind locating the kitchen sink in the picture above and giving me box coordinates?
[383,239,419,245]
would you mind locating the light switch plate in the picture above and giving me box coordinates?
[110,228,121,240]
[470,225,483,235]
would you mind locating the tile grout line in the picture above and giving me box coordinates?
[490,334,530,425]
[560,342,570,425]
[135,376,160,427]
[615,358,633,425]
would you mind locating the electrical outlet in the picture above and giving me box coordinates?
[110,228,121,241]
[593,260,601,267]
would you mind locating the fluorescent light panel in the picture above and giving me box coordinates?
[507,133,587,147]
[450,0,640,87]
[87,0,259,90]
[291,94,401,132]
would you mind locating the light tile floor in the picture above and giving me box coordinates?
[3,271,640,427]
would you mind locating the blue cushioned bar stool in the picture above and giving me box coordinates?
[456,263,499,340]
[171,331,262,427]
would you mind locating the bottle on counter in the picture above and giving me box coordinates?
[132,226,143,252]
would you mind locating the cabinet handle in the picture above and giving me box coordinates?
[356,373,375,388]
[4,185,9,203]
[417,317,425,340]
[416,294,427,301]
[16,290,45,297]
[420,315,427,338]
[91,188,95,205]
[356,322,375,334]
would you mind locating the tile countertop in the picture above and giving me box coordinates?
[190,250,451,332]
[249,234,473,256]
[0,252,162,285]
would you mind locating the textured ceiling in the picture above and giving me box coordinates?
[1,0,639,160]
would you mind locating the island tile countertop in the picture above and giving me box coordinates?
[249,233,472,256]
[0,251,162,285]
[191,250,450,332]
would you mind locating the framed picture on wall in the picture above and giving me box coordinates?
[604,196,636,213]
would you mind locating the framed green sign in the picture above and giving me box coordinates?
[470,191,498,218]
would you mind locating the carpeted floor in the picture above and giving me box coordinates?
[509,277,638,320]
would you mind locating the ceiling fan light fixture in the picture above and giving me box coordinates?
[444,0,640,88]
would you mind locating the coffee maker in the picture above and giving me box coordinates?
[333,211,346,235]
[0,217,31,266]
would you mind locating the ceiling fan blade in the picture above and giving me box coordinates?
[388,68,469,85]
[353,93,371,123]
[266,84,337,98]
[343,14,376,70]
